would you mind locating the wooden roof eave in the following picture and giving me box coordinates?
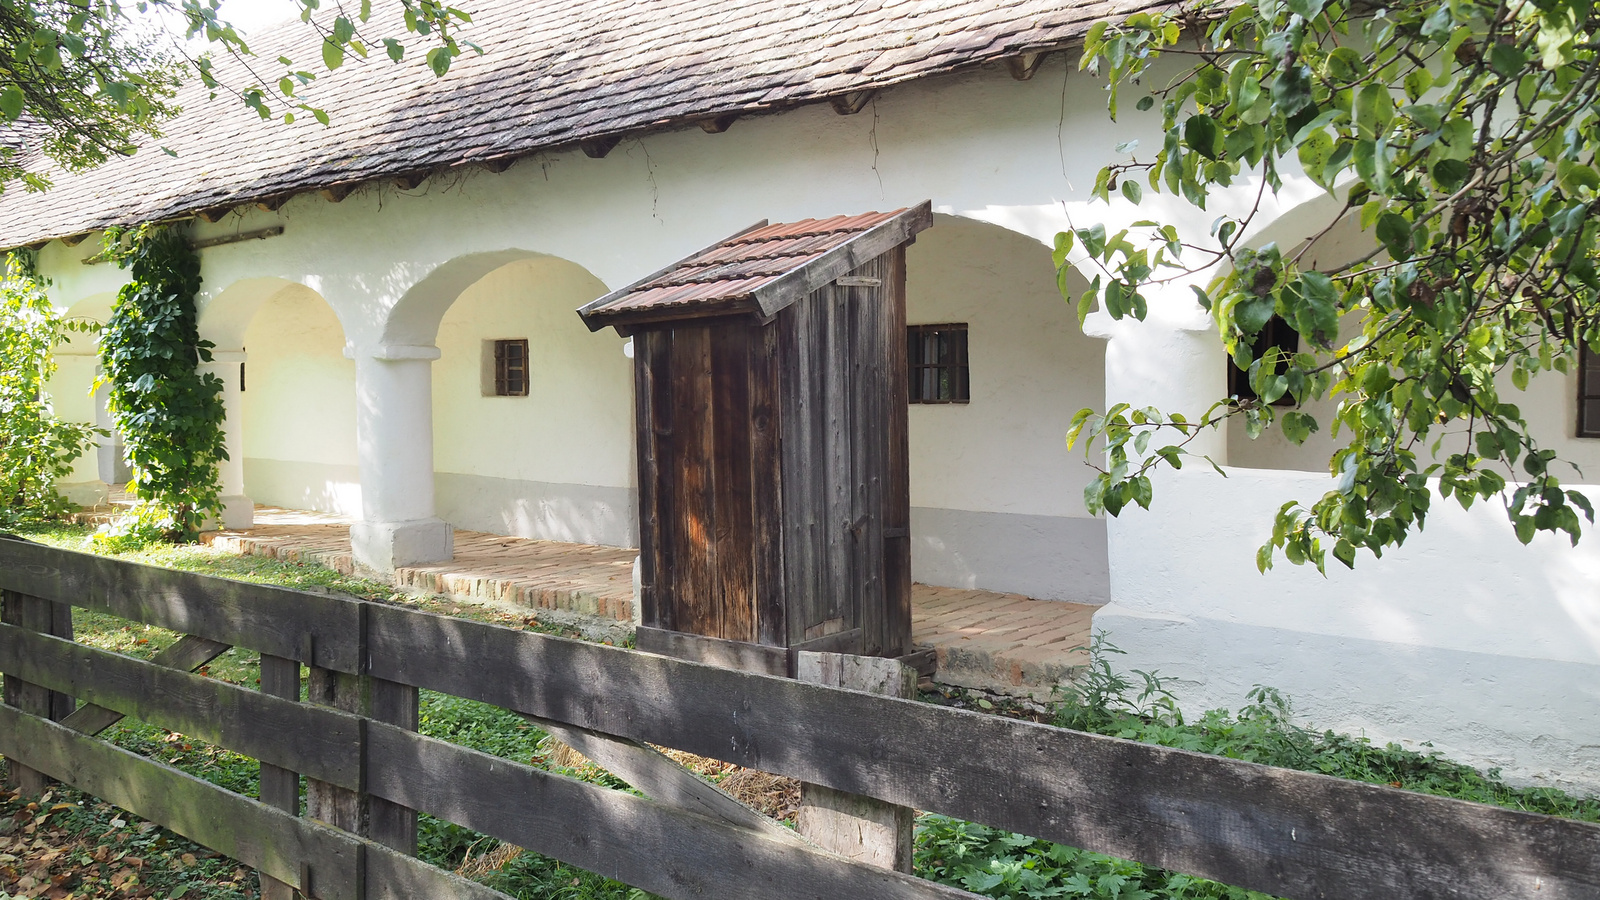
[577,219,769,333]
[581,294,768,336]
[748,200,932,318]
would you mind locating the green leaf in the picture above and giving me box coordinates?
[322,39,345,70]
[0,85,21,121]
[1184,115,1219,160]
[1431,158,1469,193]
[427,47,454,76]
[1121,179,1143,204]
[1296,130,1334,187]
[1375,212,1412,261]
[383,37,405,61]
[1354,84,1394,141]
[1489,41,1527,77]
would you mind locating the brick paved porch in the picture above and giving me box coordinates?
[199,505,1094,695]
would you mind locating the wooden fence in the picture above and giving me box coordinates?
[0,535,1597,900]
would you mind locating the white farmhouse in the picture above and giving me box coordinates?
[7,0,1598,791]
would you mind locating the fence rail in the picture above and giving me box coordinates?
[1,536,1597,900]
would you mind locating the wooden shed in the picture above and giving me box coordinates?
[579,202,933,670]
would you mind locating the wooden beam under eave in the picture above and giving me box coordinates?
[195,206,233,224]
[393,171,429,190]
[256,196,289,213]
[321,183,356,202]
[59,233,88,248]
[698,115,738,134]
[1007,52,1048,81]
[829,90,876,115]
[581,136,622,159]
[482,156,517,173]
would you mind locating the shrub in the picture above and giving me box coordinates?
[0,250,100,526]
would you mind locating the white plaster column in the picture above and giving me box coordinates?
[50,350,110,509]
[350,342,453,572]
[1082,287,1230,464]
[199,349,254,529]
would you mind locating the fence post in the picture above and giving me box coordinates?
[1,589,75,797]
[304,605,418,898]
[259,654,302,900]
[793,652,916,872]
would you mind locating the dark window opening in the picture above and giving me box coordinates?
[908,324,969,404]
[494,339,530,397]
[239,362,245,392]
[1229,316,1299,407]
[1579,343,1600,437]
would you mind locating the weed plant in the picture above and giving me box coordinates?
[914,633,1600,900]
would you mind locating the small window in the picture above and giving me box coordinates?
[908,324,969,404]
[1579,343,1600,437]
[486,339,530,397]
[1229,316,1299,406]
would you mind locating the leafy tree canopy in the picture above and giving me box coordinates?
[1065,0,1600,571]
[0,0,474,192]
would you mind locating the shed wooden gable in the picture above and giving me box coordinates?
[577,202,933,333]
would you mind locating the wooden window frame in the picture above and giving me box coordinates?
[1229,316,1299,407]
[907,323,970,404]
[488,338,530,397]
[1579,342,1600,437]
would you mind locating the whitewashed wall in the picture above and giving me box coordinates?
[907,217,1108,601]
[1095,467,1600,792]
[240,284,361,517]
[431,257,635,546]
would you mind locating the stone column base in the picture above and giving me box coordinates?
[57,480,111,509]
[218,495,255,531]
[352,518,454,573]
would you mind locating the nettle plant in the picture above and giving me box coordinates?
[96,226,225,543]
[0,250,100,525]
[1062,0,1600,570]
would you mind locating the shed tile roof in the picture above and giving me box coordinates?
[0,0,1167,250]
[579,204,931,330]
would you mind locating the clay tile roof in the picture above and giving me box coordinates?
[578,201,933,331]
[0,0,1171,250]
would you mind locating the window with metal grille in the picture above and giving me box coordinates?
[907,324,969,404]
[1579,343,1600,437]
[1229,316,1299,407]
[492,339,530,397]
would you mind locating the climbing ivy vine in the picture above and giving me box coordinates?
[96,226,225,543]
[0,250,99,526]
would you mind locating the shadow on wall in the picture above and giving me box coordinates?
[1097,465,1600,791]
[903,214,1109,603]
[428,254,637,547]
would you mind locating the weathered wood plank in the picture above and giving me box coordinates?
[0,704,361,900]
[365,603,1600,900]
[635,625,787,677]
[634,330,667,631]
[881,245,913,657]
[258,653,301,900]
[363,719,979,900]
[665,324,717,639]
[748,322,787,647]
[365,840,518,900]
[795,652,915,872]
[709,324,756,643]
[59,634,232,736]
[0,537,362,672]
[306,657,420,855]
[529,716,805,845]
[0,622,363,789]
[1,588,67,795]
